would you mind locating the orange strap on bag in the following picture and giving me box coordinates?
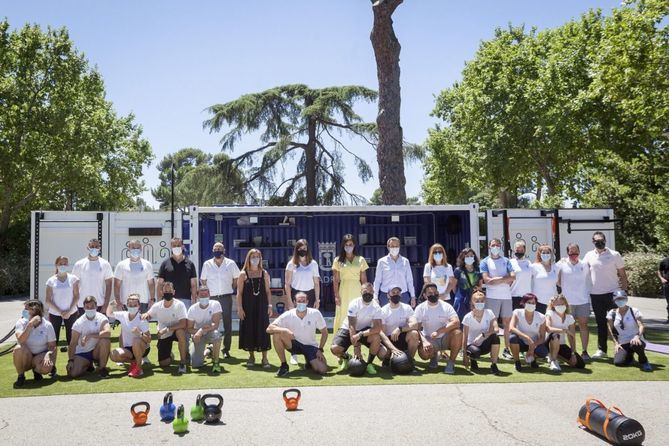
[603,405,625,442]
[578,398,606,430]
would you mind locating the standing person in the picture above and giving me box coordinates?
[510,241,532,310]
[114,239,155,313]
[556,243,592,361]
[508,293,549,371]
[423,243,456,301]
[658,254,669,323]
[107,294,151,378]
[188,286,223,373]
[481,238,515,358]
[452,248,483,321]
[237,249,272,368]
[583,231,628,359]
[461,291,500,375]
[72,239,113,314]
[267,291,329,377]
[373,237,416,307]
[414,283,462,374]
[13,300,57,387]
[607,290,652,371]
[67,296,111,378]
[332,234,369,332]
[200,241,240,359]
[544,294,585,372]
[285,239,320,309]
[530,244,559,314]
[45,256,79,353]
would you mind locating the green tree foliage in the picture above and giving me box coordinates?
[424,0,669,250]
[152,147,211,210]
[203,84,377,206]
[0,20,152,244]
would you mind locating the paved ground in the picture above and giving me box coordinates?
[0,381,666,445]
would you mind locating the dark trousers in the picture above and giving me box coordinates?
[591,293,614,353]
[49,313,77,345]
[614,341,648,366]
[211,294,233,353]
[664,283,669,318]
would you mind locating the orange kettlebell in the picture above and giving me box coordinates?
[131,401,150,426]
[283,388,301,411]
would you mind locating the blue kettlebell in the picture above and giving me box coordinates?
[160,392,176,421]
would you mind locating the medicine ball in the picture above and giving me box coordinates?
[347,357,367,377]
[390,351,414,375]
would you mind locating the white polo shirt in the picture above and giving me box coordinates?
[413,300,458,339]
[545,310,575,344]
[286,260,320,291]
[584,248,625,294]
[15,318,56,354]
[201,257,240,296]
[556,259,591,305]
[71,312,109,354]
[341,297,382,331]
[45,274,79,316]
[512,308,546,342]
[530,263,559,305]
[607,307,643,345]
[187,300,223,330]
[380,302,414,335]
[72,257,114,307]
[114,258,155,304]
[510,258,532,297]
[147,299,188,339]
[273,308,327,347]
[480,256,513,300]
[423,263,454,296]
[462,309,496,345]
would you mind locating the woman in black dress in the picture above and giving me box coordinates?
[236,248,272,367]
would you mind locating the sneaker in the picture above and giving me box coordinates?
[33,371,43,382]
[276,363,289,377]
[490,363,500,375]
[429,356,439,369]
[49,367,57,378]
[592,349,607,359]
[581,351,591,362]
[60,346,68,353]
[470,359,479,370]
[530,360,539,369]
[262,360,271,369]
[549,360,561,372]
[222,351,231,359]
[290,354,299,365]
[142,357,152,366]
[514,360,522,372]
[641,362,653,372]
[98,367,110,379]
[443,360,455,375]
[177,363,187,375]
[128,364,143,378]
[502,348,513,360]
[366,363,377,375]
[212,362,221,374]
[246,358,255,367]
[204,346,212,359]
[14,374,26,388]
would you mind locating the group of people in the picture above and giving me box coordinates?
[12,231,654,386]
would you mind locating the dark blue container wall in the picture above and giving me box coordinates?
[196,210,471,313]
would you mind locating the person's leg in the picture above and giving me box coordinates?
[157,336,174,367]
[132,339,147,370]
[64,313,77,345]
[95,339,110,369]
[631,342,649,364]
[68,356,91,378]
[179,298,191,352]
[406,331,420,359]
[577,316,589,353]
[13,345,33,374]
[448,330,462,361]
[591,293,611,353]
[548,335,560,361]
[417,338,435,361]
[330,329,351,359]
[501,316,511,351]
[509,334,523,360]
[489,335,500,364]
[190,338,206,368]
[174,329,187,365]
[272,332,292,364]
[221,295,233,355]
[32,352,53,375]
[466,344,481,359]
[209,332,222,364]
[304,344,327,374]
[49,314,63,344]
[110,347,134,364]
[499,300,513,351]
[664,283,669,320]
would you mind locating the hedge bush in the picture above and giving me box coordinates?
[0,253,30,296]
[624,251,664,298]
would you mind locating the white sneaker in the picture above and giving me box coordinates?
[289,354,299,365]
[549,360,560,371]
[592,349,607,359]
[142,357,152,366]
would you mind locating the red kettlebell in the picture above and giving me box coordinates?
[131,401,150,426]
[283,388,301,411]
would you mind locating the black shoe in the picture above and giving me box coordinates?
[50,366,57,378]
[490,363,500,375]
[98,367,110,378]
[33,371,43,381]
[60,346,68,353]
[530,360,539,369]
[514,360,522,372]
[304,361,313,370]
[470,359,479,370]
[223,351,231,359]
[14,374,26,388]
[276,363,289,377]
[87,363,95,373]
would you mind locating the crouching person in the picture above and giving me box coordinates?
[107,294,151,377]
[13,300,57,387]
[188,286,223,373]
[67,296,111,378]
[462,291,501,375]
[267,291,328,377]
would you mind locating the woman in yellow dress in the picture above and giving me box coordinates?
[332,234,369,331]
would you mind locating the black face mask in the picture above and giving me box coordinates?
[297,250,308,257]
[594,240,606,249]
[515,252,524,259]
[163,293,174,301]
[362,292,374,303]
[426,294,439,303]
[389,294,401,304]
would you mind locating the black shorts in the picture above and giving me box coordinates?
[123,345,150,360]
[388,331,409,352]
[157,333,178,362]
[287,340,319,362]
[332,327,372,351]
[466,334,500,358]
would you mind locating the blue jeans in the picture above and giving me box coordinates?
[378,291,411,307]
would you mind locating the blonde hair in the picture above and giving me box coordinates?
[243,248,264,272]
[547,294,570,314]
[126,294,141,304]
[470,290,486,309]
[427,243,447,267]
[534,244,553,264]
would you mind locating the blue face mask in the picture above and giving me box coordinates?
[128,306,139,316]
[490,246,501,256]
[199,297,210,307]
[88,248,99,257]
[22,309,30,320]
[540,253,552,263]
[130,249,142,259]
[296,303,308,312]
[615,299,628,308]
[433,253,443,263]
[85,309,97,319]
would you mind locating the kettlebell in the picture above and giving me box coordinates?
[172,404,189,434]
[201,393,224,424]
[283,388,301,411]
[160,392,176,422]
[190,394,205,421]
[130,401,150,426]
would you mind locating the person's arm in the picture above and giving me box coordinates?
[533,323,546,349]
[190,277,197,304]
[43,340,57,368]
[373,260,383,299]
[461,324,470,366]
[45,285,54,310]
[266,318,293,336]
[236,273,246,320]
[284,265,293,300]
[313,275,320,308]
[348,315,358,342]
[103,277,113,312]
[544,314,564,334]
[405,260,416,305]
[423,263,432,285]
[380,330,399,353]
[114,276,123,305]
[486,317,499,338]
[366,318,382,336]
[69,280,79,316]
[187,319,197,335]
[15,319,36,344]
[618,268,629,291]
[333,269,341,306]
[404,315,420,331]
[439,315,460,335]
[318,326,328,350]
[446,276,457,295]
[566,322,577,354]
[200,311,222,334]
[265,272,273,316]
[556,268,562,288]
[68,330,81,360]
[658,269,668,284]
[156,277,164,300]
[359,269,367,285]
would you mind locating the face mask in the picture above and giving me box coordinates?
[172,247,183,256]
[515,252,524,259]
[250,258,260,267]
[213,251,223,258]
[389,294,401,304]
[163,293,174,301]
[22,309,30,320]
[490,246,501,256]
[540,253,552,263]
[85,309,96,319]
[57,265,70,274]
[464,256,475,266]
[362,292,374,303]
[554,305,567,314]
[297,250,307,258]
[568,253,579,261]
[199,297,210,307]
[344,246,354,254]
[127,306,139,316]
[594,240,605,250]
[88,248,99,257]
[389,247,400,257]
[433,253,443,263]
[615,299,628,308]
[427,294,439,303]
[296,302,308,312]
[130,249,142,259]
[524,303,536,313]
[474,302,485,311]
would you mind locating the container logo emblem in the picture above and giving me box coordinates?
[318,242,337,272]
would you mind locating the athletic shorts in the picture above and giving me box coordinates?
[485,298,513,318]
[544,334,585,367]
[570,303,591,319]
[386,331,409,352]
[287,340,319,363]
[509,334,548,358]
[425,333,450,351]
[123,345,150,360]
[332,327,372,351]
[466,334,499,358]
[75,351,94,362]
[157,333,179,362]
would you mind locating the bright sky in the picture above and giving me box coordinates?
[4,0,620,207]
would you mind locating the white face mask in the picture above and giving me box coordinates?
[554,305,567,314]
[250,258,260,267]
[474,302,485,311]
[388,247,400,257]
[524,303,536,313]
[172,247,183,256]
[127,306,139,316]
[88,248,99,257]
[490,246,502,256]
[130,248,142,259]
[57,265,70,274]
[540,253,552,263]
[464,256,475,266]
[344,246,354,254]
[433,253,443,263]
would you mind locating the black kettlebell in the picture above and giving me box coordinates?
[201,393,223,424]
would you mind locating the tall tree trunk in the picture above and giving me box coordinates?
[305,117,318,205]
[535,175,543,202]
[370,0,407,205]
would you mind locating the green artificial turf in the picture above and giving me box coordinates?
[1,325,667,398]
